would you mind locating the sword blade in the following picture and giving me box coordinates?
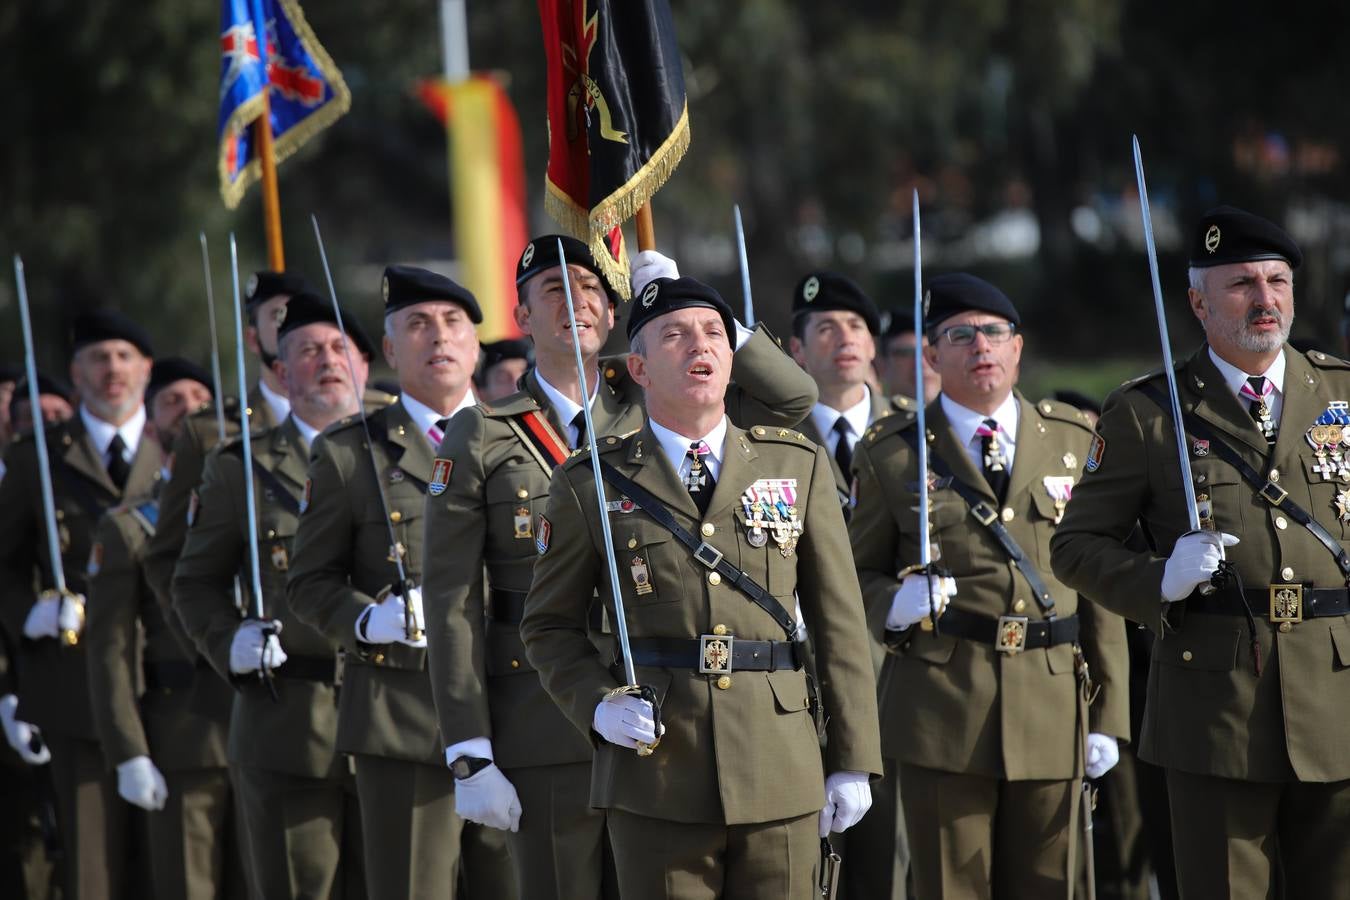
[913,190,931,569]
[1131,136,1202,533]
[228,235,268,619]
[198,233,228,443]
[734,204,754,327]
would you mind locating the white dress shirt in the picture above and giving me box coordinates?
[401,390,476,448]
[1208,347,1286,426]
[939,392,1020,474]
[290,413,321,450]
[649,416,728,484]
[807,385,874,459]
[258,379,291,424]
[79,404,146,468]
[535,369,601,449]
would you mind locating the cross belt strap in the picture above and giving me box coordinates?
[1137,383,1350,581]
[597,460,798,638]
[897,429,1057,613]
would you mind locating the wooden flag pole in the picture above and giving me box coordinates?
[254,90,286,270]
[636,204,656,251]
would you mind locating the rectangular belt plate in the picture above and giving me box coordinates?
[1269,584,1303,624]
[699,634,734,674]
[995,615,1029,653]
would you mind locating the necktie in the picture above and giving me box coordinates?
[428,417,450,448]
[976,418,1009,504]
[570,410,587,449]
[684,441,715,516]
[1240,376,1276,444]
[832,416,853,478]
[107,434,130,490]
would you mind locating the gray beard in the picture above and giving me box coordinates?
[1207,310,1292,355]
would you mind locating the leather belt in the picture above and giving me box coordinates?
[925,607,1079,653]
[626,637,802,673]
[1185,586,1350,620]
[143,660,200,691]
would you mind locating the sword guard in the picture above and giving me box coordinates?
[604,683,663,757]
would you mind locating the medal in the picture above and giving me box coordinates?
[513,507,533,539]
[685,443,710,493]
[389,468,404,484]
[630,556,653,595]
[1337,490,1350,524]
[271,544,289,571]
[1042,476,1074,524]
[1196,492,1214,531]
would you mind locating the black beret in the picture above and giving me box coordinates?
[277,291,376,359]
[0,364,22,383]
[13,372,73,404]
[515,235,620,305]
[627,277,736,341]
[1189,205,1302,269]
[148,357,213,401]
[245,270,310,310]
[481,339,532,372]
[791,272,881,335]
[923,273,1021,332]
[382,265,482,323]
[71,310,153,358]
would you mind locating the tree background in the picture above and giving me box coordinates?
[3,0,1348,403]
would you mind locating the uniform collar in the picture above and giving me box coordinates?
[399,389,476,445]
[808,384,873,441]
[648,414,729,479]
[939,390,1019,449]
[79,403,146,458]
[1207,346,1286,399]
[534,367,600,436]
[289,412,322,450]
[258,379,291,423]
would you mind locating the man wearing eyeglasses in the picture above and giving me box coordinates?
[848,273,1129,899]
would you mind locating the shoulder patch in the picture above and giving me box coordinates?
[535,515,552,554]
[428,459,453,496]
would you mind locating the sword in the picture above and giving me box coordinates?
[13,255,81,646]
[229,235,278,697]
[819,837,841,900]
[733,204,754,327]
[1131,136,1223,590]
[199,233,247,616]
[311,215,421,642]
[911,191,941,634]
[1080,779,1098,900]
[558,238,661,757]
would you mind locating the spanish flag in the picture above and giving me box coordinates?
[419,76,527,341]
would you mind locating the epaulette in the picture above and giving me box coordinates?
[599,357,629,385]
[479,392,542,418]
[1118,365,1171,392]
[1034,398,1095,429]
[862,410,917,446]
[889,394,919,412]
[745,425,815,450]
[363,389,399,408]
[324,413,364,434]
[189,395,242,423]
[1305,349,1350,370]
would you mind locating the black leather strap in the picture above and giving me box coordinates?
[627,637,802,672]
[1185,587,1350,619]
[915,607,1080,649]
[1137,383,1350,582]
[597,461,798,638]
[249,458,301,516]
[896,430,1057,613]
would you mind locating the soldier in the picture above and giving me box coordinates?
[172,294,372,899]
[849,273,1129,900]
[8,373,76,434]
[789,272,915,509]
[877,318,941,405]
[520,276,882,899]
[1050,206,1350,898]
[0,310,162,899]
[477,338,533,402]
[288,265,515,900]
[422,240,818,899]
[85,357,250,899]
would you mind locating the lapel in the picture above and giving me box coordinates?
[121,422,164,501]
[60,415,118,497]
[384,400,436,485]
[626,421,700,520]
[704,424,761,520]
[268,417,310,492]
[1270,350,1322,470]
[1005,393,1042,503]
[522,370,566,438]
[798,410,848,495]
[247,383,280,431]
[589,380,628,438]
[927,399,998,504]
[1184,348,1270,459]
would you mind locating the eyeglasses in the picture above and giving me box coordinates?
[938,322,1016,346]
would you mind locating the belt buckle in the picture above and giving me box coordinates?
[693,541,724,570]
[1269,584,1303,624]
[995,615,1029,653]
[970,502,998,526]
[698,634,734,674]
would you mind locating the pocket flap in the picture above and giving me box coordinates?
[1155,626,1240,672]
[766,668,810,712]
[1332,623,1350,670]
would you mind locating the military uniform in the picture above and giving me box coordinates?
[0,413,163,899]
[172,417,365,899]
[1050,346,1350,898]
[849,393,1129,899]
[86,495,246,899]
[423,323,818,900]
[520,418,883,900]
[288,397,514,900]
[798,389,914,508]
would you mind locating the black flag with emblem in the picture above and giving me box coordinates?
[538,0,690,299]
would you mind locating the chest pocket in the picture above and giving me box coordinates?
[1160,458,1245,537]
[733,506,795,597]
[918,487,973,576]
[610,520,680,607]
[486,472,550,548]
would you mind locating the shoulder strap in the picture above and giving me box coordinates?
[597,460,798,638]
[896,429,1058,613]
[1136,382,1350,581]
[511,410,571,472]
[248,457,301,516]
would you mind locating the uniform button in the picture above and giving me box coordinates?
[1279,622,1293,633]
[373,653,385,664]
[1181,650,1193,662]
[390,511,402,523]
[244,406,254,417]
[1269,469,1280,483]
[516,488,528,499]
[712,624,728,636]
[1013,599,1026,613]
[605,367,617,379]
[510,659,520,669]
[266,529,276,539]
[716,675,732,690]
[1001,507,1015,522]
[1196,473,1207,484]
[627,538,638,549]
[708,572,722,586]
[753,427,766,436]
[701,523,715,537]
[1275,516,1288,530]
[1281,567,1295,581]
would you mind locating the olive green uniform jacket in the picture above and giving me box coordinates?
[424,324,821,768]
[0,415,163,739]
[850,394,1130,780]
[172,416,343,779]
[1050,346,1350,783]
[521,419,883,825]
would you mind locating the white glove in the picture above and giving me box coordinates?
[1160,531,1239,603]
[116,755,168,811]
[228,620,288,674]
[0,694,50,765]
[819,770,873,837]
[22,591,85,640]
[357,587,427,648]
[630,250,680,297]
[592,693,663,749]
[1085,733,1120,779]
[454,764,522,832]
[887,573,956,630]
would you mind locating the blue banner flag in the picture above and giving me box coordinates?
[218,0,350,209]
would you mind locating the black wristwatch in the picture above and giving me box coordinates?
[449,755,492,780]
